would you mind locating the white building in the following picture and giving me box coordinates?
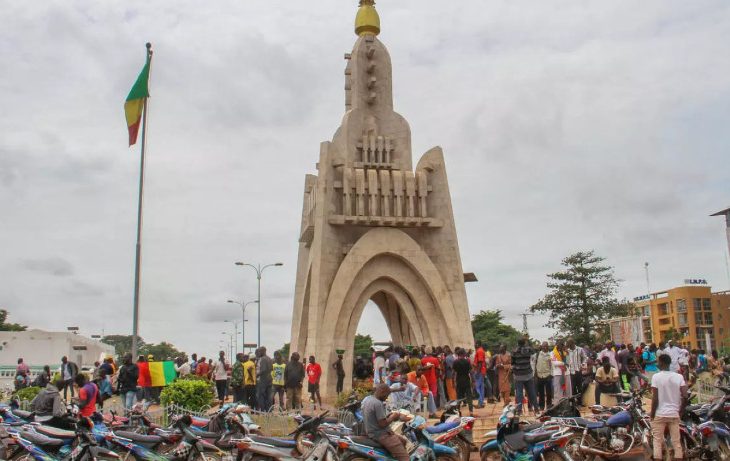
[0,329,115,369]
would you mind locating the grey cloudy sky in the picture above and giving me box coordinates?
[1,1,729,358]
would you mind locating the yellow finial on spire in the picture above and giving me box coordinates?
[355,0,380,36]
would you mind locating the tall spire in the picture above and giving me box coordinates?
[355,0,380,36]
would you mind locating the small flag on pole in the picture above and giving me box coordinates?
[124,51,151,146]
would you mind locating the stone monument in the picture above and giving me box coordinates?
[291,0,475,396]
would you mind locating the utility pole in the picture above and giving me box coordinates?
[521,312,534,336]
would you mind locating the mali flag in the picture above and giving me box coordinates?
[124,53,151,146]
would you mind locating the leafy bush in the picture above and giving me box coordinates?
[13,386,41,402]
[160,379,215,411]
[334,385,372,408]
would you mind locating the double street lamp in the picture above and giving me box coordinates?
[233,262,283,348]
[227,299,258,352]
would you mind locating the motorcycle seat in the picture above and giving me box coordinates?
[115,431,164,445]
[504,432,527,451]
[519,422,544,433]
[35,426,75,439]
[586,421,606,429]
[13,410,33,420]
[249,435,296,448]
[425,421,460,434]
[349,436,385,449]
[565,417,599,428]
[523,431,556,445]
[19,430,64,447]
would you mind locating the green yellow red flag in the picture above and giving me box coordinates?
[137,360,177,387]
[124,53,151,146]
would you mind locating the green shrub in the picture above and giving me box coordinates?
[160,379,215,411]
[334,385,372,408]
[13,386,41,402]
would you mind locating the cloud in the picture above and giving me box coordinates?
[20,258,75,277]
[1,0,729,356]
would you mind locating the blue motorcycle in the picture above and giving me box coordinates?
[339,414,460,461]
[479,405,574,461]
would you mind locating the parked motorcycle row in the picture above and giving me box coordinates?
[479,385,730,461]
[0,396,476,461]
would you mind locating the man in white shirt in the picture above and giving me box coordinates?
[665,341,682,373]
[373,352,386,384]
[390,375,421,411]
[596,342,618,370]
[650,353,687,460]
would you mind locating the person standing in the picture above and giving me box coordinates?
[332,354,346,394]
[452,348,474,416]
[421,352,440,405]
[284,352,305,410]
[407,351,421,374]
[373,351,386,384]
[231,353,245,404]
[196,356,209,378]
[535,342,553,410]
[60,356,78,400]
[472,341,487,409]
[213,351,230,406]
[551,340,571,401]
[495,345,512,406]
[117,353,139,410]
[242,354,257,408]
[512,338,537,415]
[444,346,457,401]
[73,374,98,418]
[174,356,191,377]
[597,341,618,370]
[189,353,198,375]
[272,351,287,409]
[566,339,586,404]
[650,354,687,461]
[306,355,323,409]
[643,344,659,382]
[256,347,273,411]
[16,358,29,383]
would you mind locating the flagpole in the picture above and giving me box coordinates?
[131,42,153,359]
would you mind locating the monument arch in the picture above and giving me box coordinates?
[290,1,475,396]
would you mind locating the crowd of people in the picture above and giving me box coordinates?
[352,338,729,417]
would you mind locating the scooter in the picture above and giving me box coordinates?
[479,405,574,461]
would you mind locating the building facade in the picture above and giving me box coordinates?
[0,329,115,369]
[634,283,730,351]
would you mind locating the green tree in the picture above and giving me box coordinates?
[354,334,373,358]
[279,343,291,358]
[141,342,185,361]
[101,335,145,358]
[530,250,633,345]
[0,310,26,331]
[471,310,523,349]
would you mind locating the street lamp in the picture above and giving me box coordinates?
[233,262,283,348]
[227,299,258,352]
[221,332,234,360]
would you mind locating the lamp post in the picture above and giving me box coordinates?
[221,332,234,360]
[233,262,283,348]
[224,319,242,355]
[227,300,258,352]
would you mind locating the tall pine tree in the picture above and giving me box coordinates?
[530,250,632,344]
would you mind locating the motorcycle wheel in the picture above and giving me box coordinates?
[563,433,597,461]
[480,448,501,461]
[9,454,34,461]
[541,451,568,461]
[295,431,315,456]
[450,437,471,461]
[718,439,730,461]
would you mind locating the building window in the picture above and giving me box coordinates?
[677,299,687,312]
[660,317,671,326]
[693,298,702,310]
[678,313,688,327]
[703,298,711,310]
[658,303,669,315]
[704,312,713,325]
[695,312,704,325]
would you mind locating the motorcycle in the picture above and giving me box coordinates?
[4,417,120,461]
[424,416,474,461]
[479,405,573,461]
[339,413,460,461]
[681,389,730,460]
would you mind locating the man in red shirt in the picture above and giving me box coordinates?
[73,373,98,417]
[306,356,323,409]
[473,341,487,408]
[421,351,440,404]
